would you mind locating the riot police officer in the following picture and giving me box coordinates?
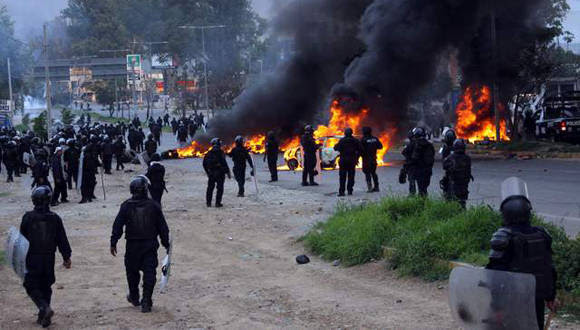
[3,140,18,182]
[101,136,113,174]
[228,136,255,197]
[439,128,457,199]
[64,139,80,189]
[401,130,417,195]
[110,176,170,313]
[145,133,157,160]
[410,127,435,196]
[203,138,231,207]
[31,148,51,190]
[486,177,557,329]
[300,125,319,186]
[113,136,126,171]
[442,139,473,208]
[334,128,363,196]
[146,154,166,204]
[20,186,72,327]
[360,127,383,193]
[264,131,279,182]
[51,148,68,205]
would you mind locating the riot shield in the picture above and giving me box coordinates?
[138,151,149,169]
[501,177,529,205]
[159,235,173,293]
[449,266,538,330]
[249,154,259,197]
[4,227,29,279]
[77,148,85,192]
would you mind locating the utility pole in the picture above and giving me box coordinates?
[43,24,52,138]
[7,57,13,115]
[179,25,226,117]
[490,0,500,141]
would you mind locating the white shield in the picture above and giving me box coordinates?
[4,227,29,280]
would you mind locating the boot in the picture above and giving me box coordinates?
[40,306,54,328]
[366,179,373,193]
[127,294,140,307]
[141,292,153,313]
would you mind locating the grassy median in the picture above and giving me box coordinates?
[303,197,580,315]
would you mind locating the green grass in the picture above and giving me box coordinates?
[0,250,4,264]
[303,197,580,305]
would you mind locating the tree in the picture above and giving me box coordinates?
[61,107,75,127]
[89,81,116,116]
[0,4,29,100]
[33,111,48,141]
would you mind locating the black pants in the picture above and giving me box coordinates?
[536,298,545,330]
[450,182,469,209]
[267,155,278,181]
[67,167,78,189]
[52,179,68,203]
[339,164,356,194]
[4,163,14,182]
[149,187,163,204]
[302,156,316,184]
[24,254,56,311]
[115,154,125,170]
[103,155,113,174]
[363,161,379,190]
[206,173,225,206]
[416,174,431,197]
[125,240,159,303]
[233,167,246,196]
[81,174,96,201]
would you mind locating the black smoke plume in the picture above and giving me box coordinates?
[204,0,372,143]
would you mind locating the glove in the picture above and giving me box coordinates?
[470,175,475,182]
[250,169,255,177]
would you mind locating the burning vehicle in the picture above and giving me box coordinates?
[283,135,342,171]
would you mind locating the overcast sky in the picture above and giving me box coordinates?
[4,0,580,42]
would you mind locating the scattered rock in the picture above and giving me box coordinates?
[56,285,64,290]
[102,205,107,208]
[437,285,444,290]
[227,237,233,241]
[396,299,402,303]
[296,255,310,265]
[332,260,341,267]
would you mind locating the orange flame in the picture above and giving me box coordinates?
[176,99,395,167]
[455,85,509,143]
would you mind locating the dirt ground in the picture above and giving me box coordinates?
[0,159,570,329]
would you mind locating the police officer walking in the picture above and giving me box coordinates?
[101,136,113,175]
[145,134,157,161]
[401,130,417,195]
[264,131,279,182]
[360,127,383,193]
[146,154,166,204]
[439,128,457,200]
[51,148,69,205]
[203,138,231,207]
[410,127,435,196]
[228,136,255,197]
[442,139,473,208]
[3,140,18,182]
[486,177,558,329]
[20,186,72,327]
[334,128,363,196]
[113,136,126,171]
[64,139,80,189]
[110,176,170,313]
[300,125,319,186]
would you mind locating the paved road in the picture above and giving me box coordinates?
[158,130,580,237]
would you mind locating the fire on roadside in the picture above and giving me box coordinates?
[174,99,395,169]
[455,85,509,143]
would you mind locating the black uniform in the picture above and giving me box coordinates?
[334,136,363,195]
[264,137,279,182]
[51,153,68,204]
[203,147,230,207]
[228,145,254,197]
[111,197,170,308]
[113,139,126,171]
[32,158,51,189]
[440,142,454,200]
[487,225,556,329]
[20,207,72,317]
[360,134,383,192]
[177,125,188,145]
[145,138,157,159]
[101,141,114,174]
[410,138,435,196]
[443,151,472,208]
[146,162,166,204]
[3,142,18,182]
[300,133,319,185]
[402,141,417,195]
[64,145,80,189]
[80,145,99,203]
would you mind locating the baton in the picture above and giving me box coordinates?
[100,167,106,200]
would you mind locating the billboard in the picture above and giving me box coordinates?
[126,54,142,71]
[152,55,174,68]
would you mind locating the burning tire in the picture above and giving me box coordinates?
[287,159,299,171]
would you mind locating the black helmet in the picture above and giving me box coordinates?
[501,197,532,225]
[444,129,457,145]
[344,128,353,137]
[362,127,372,136]
[235,135,244,145]
[67,138,76,147]
[211,138,221,147]
[130,175,150,199]
[150,153,161,162]
[267,131,275,139]
[452,139,466,154]
[304,125,313,133]
[31,186,52,207]
[147,133,154,140]
[412,127,426,139]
